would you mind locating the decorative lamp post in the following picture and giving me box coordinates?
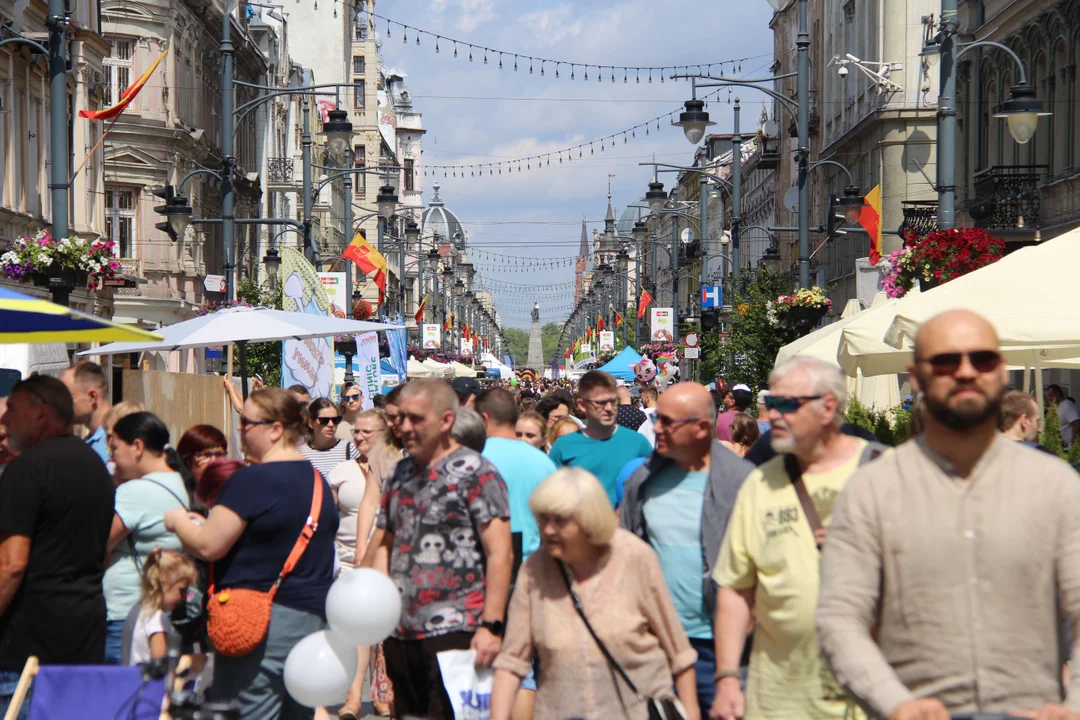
[376,183,398,220]
[317,108,354,162]
[672,80,716,145]
[262,245,281,292]
[994,83,1050,145]
[645,180,667,216]
[759,244,782,274]
[425,247,441,324]
[836,185,867,226]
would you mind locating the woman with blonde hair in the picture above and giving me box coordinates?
[546,417,580,451]
[490,468,700,720]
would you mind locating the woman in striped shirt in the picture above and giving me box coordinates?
[298,398,351,478]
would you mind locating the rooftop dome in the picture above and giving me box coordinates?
[421,183,466,245]
[617,199,649,236]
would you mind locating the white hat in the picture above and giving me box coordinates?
[733,383,752,393]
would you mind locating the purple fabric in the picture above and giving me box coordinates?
[29,665,164,720]
[715,411,739,442]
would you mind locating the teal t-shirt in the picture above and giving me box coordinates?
[642,466,711,639]
[482,437,556,560]
[104,471,188,621]
[548,426,653,507]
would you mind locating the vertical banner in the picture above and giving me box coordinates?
[385,313,408,380]
[318,272,348,317]
[651,308,674,342]
[280,247,334,399]
[461,338,474,357]
[599,331,615,353]
[422,324,441,349]
[355,332,380,409]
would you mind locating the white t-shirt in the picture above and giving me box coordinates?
[129,608,171,665]
[327,460,370,568]
[1059,399,1080,448]
[637,407,658,448]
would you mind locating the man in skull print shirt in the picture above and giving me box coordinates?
[364,379,513,720]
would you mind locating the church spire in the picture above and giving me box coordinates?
[605,176,616,235]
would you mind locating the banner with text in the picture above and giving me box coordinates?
[355,331,380,409]
[280,247,334,399]
[318,272,348,318]
[422,324,441,350]
[461,338,474,357]
[650,308,674,343]
[599,331,615,353]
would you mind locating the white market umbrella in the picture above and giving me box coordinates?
[422,357,454,378]
[451,361,478,378]
[407,358,437,378]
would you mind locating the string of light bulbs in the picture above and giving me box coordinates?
[482,277,576,291]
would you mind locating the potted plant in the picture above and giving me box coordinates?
[767,286,832,333]
[0,229,122,292]
[882,228,1004,297]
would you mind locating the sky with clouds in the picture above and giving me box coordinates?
[377,0,776,328]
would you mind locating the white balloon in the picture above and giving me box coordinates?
[325,568,402,646]
[283,630,357,708]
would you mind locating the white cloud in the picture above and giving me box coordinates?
[518,5,583,46]
[429,0,498,31]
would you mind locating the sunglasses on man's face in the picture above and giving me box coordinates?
[918,350,1002,376]
[763,395,823,414]
[315,416,343,426]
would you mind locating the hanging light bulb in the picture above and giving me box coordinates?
[468,47,473,62]
[435,38,440,53]
[514,56,518,71]
[571,66,575,80]
[386,20,390,38]
[529,60,534,74]
[402,28,407,43]
[584,67,588,81]
[453,43,458,57]
[555,65,560,79]
[498,54,503,69]
[483,50,487,64]
[624,70,628,83]
[540,62,545,76]
[648,69,652,83]
[416,33,420,46]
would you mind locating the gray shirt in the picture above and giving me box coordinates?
[817,434,1080,718]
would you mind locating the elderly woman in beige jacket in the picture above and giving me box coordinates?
[491,468,700,720]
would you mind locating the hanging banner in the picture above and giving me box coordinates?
[461,338,474,357]
[651,308,674,343]
[599,331,615,353]
[318,272,348,318]
[355,331,380,409]
[422,324,442,350]
[280,247,334,399]
[384,313,408,379]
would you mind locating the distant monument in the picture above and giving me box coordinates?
[527,301,544,368]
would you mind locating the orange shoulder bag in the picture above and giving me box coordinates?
[207,468,324,657]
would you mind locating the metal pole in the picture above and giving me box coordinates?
[47,0,69,251]
[671,188,680,335]
[937,0,958,230]
[343,157,353,317]
[796,0,811,288]
[699,172,709,313]
[399,223,406,318]
[301,96,314,265]
[221,14,236,301]
[634,243,642,349]
[732,99,743,286]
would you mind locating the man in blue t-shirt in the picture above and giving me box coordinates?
[548,370,652,507]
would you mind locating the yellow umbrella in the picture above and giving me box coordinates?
[0,286,162,344]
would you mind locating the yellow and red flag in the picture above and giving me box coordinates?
[597,313,605,332]
[444,313,453,331]
[80,50,168,120]
[612,305,625,327]
[858,184,883,265]
[414,296,427,325]
[637,290,654,319]
[463,322,471,339]
[342,231,387,307]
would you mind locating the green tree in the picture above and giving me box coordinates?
[540,322,562,364]
[234,277,283,387]
[1043,402,1066,458]
[503,328,529,366]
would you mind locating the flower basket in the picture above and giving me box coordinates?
[767,286,832,331]
[0,230,120,292]
[31,264,90,291]
[882,228,1004,298]
[918,277,941,292]
[336,338,358,356]
[786,305,828,331]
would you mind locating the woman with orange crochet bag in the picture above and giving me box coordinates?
[166,387,339,720]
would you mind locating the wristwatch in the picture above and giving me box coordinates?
[479,619,505,637]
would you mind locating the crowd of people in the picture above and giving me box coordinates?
[0,308,1079,720]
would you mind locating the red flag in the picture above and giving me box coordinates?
[563,347,571,359]
[414,296,427,325]
[80,50,168,120]
[637,290,654,319]
[342,232,387,307]
[614,310,625,328]
[597,313,605,332]
[858,184,883,265]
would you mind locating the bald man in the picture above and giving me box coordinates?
[818,310,1080,720]
[620,382,754,713]
[363,379,513,720]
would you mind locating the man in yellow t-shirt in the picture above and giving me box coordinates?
[710,357,883,720]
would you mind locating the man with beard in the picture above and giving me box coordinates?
[817,310,1080,720]
[711,357,885,720]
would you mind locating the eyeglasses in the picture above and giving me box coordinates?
[917,350,1002,376]
[582,397,618,409]
[764,395,823,414]
[342,393,362,402]
[654,414,701,430]
[239,415,274,430]
[194,448,227,462]
[315,416,343,426]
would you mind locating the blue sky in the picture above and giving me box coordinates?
[376,0,776,328]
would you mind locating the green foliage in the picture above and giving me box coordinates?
[701,269,798,391]
[1068,436,1080,465]
[873,413,896,447]
[503,328,530,366]
[891,407,911,442]
[541,322,562,364]
[845,397,875,433]
[234,277,283,387]
[1043,402,1066,458]
[845,397,910,446]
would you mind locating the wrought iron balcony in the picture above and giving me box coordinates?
[898,201,938,239]
[267,157,294,185]
[967,165,1046,231]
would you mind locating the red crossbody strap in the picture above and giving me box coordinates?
[210,468,324,597]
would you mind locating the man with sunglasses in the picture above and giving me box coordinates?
[817,310,1080,720]
[549,371,653,507]
[712,357,885,720]
[620,382,754,714]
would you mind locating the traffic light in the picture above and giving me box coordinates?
[152,185,192,242]
[701,309,719,331]
[826,193,845,239]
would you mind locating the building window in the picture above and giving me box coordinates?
[354,145,366,195]
[105,188,135,258]
[103,38,133,106]
[404,159,414,192]
[355,21,367,42]
[354,80,365,109]
[353,56,365,76]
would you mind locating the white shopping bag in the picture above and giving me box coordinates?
[437,649,493,720]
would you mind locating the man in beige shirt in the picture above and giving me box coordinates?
[817,309,1080,720]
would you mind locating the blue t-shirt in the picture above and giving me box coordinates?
[549,425,653,507]
[215,460,339,617]
[642,466,711,639]
[614,457,649,507]
[85,426,109,465]
[482,437,555,560]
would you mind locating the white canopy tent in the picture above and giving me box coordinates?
[451,361,478,378]
[421,358,454,378]
[407,358,437,378]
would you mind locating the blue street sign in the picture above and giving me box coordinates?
[701,286,723,308]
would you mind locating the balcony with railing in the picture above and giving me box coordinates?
[267,157,295,189]
[967,165,1046,232]
[898,201,938,239]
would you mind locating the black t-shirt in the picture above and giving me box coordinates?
[214,460,339,617]
[0,435,115,670]
[616,404,648,431]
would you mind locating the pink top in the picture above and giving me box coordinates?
[494,529,697,720]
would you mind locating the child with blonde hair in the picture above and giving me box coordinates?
[122,548,198,665]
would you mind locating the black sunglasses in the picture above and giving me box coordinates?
[763,395,823,414]
[918,350,1002,376]
[239,415,273,429]
[315,415,343,426]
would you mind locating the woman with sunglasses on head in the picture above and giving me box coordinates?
[299,397,353,479]
[165,387,338,720]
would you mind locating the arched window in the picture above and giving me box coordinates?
[1053,41,1069,176]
